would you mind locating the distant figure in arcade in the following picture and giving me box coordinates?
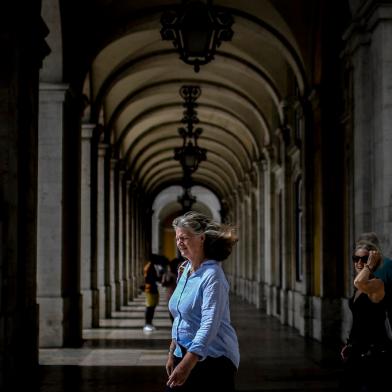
[161,257,183,323]
[143,256,162,333]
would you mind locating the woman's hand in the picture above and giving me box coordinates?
[367,250,381,271]
[354,250,385,302]
[166,354,175,377]
[340,344,351,361]
[166,352,198,388]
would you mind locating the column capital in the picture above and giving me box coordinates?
[110,157,118,170]
[252,159,266,174]
[81,124,96,140]
[98,143,109,157]
[119,168,126,181]
[248,166,258,188]
[242,173,252,195]
[39,83,69,102]
[261,146,274,165]
[236,183,245,201]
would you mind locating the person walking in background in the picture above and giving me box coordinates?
[165,211,240,391]
[161,257,182,324]
[143,256,160,333]
[339,234,392,391]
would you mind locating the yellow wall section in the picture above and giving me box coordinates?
[162,228,176,261]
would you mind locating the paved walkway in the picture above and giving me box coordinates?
[38,287,342,391]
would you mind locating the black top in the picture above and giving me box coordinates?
[348,291,390,349]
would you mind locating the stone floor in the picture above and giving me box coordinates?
[37,288,342,391]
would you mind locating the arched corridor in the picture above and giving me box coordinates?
[1,0,392,390]
[37,287,340,391]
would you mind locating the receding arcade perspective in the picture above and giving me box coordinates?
[1,0,392,391]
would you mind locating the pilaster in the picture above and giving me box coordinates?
[37,83,68,346]
[105,156,117,317]
[94,143,108,325]
[80,124,95,328]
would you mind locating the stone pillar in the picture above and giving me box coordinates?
[129,185,137,300]
[248,169,258,305]
[105,157,116,317]
[95,143,108,325]
[254,160,266,310]
[135,190,142,292]
[151,211,160,254]
[122,178,131,304]
[80,124,95,328]
[233,189,241,294]
[115,168,125,310]
[38,83,82,347]
[37,83,68,347]
[242,177,251,283]
[262,149,273,315]
[244,192,251,301]
[346,26,373,237]
[369,10,392,255]
[343,2,392,249]
[222,194,235,285]
[237,186,245,298]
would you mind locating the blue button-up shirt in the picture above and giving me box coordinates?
[168,259,240,368]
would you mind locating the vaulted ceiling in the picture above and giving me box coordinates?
[57,0,320,201]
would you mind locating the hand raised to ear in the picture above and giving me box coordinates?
[367,250,381,270]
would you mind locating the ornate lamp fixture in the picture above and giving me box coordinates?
[174,85,207,212]
[178,186,197,212]
[174,86,207,174]
[160,0,234,72]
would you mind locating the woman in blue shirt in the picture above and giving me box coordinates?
[165,211,239,391]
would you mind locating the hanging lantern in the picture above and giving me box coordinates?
[174,85,207,174]
[160,0,234,72]
[178,187,197,212]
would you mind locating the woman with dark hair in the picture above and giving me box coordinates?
[165,211,239,391]
[339,234,392,391]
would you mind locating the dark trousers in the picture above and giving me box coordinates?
[165,347,237,392]
[145,306,155,324]
[338,347,391,391]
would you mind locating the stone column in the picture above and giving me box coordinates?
[80,124,95,328]
[242,177,251,283]
[343,3,392,251]
[245,187,253,299]
[122,178,131,304]
[348,28,373,236]
[135,190,142,291]
[37,83,68,347]
[115,168,125,310]
[262,149,273,315]
[95,143,108,324]
[105,157,116,317]
[254,160,266,310]
[233,189,241,294]
[370,10,392,255]
[236,186,245,298]
[248,169,258,305]
[129,185,137,300]
[37,81,84,347]
[343,3,391,242]
[151,210,160,254]
[222,195,235,285]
